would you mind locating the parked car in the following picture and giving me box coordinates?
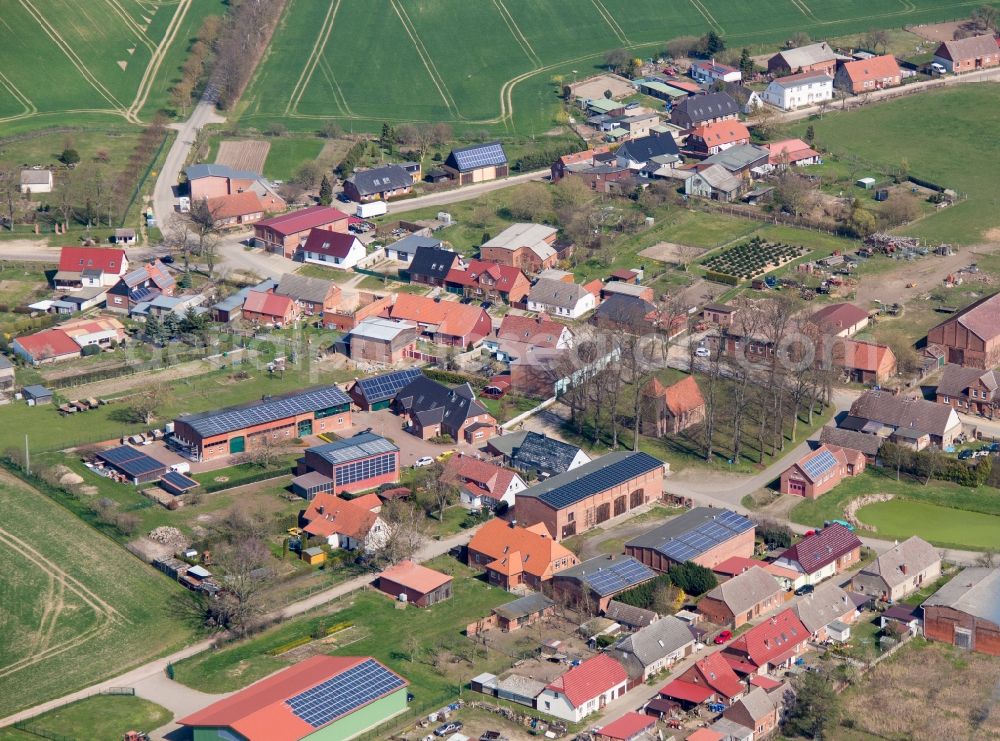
[695,346,711,357]
[413,456,434,468]
[930,62,947,75]
[958,449,974,460]
[434,721,463,737]
[714,629,732,644]
[436,450,456,462]
[795,584,815,596]
[160,254,174,264]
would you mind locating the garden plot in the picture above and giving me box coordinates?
[702,236,806,282]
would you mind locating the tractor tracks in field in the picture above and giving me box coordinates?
[589,0,630,46]
[0,521,123,680]
[285,0,341,116]
[389,0,461,117]
[492,0,542,68]
[127,0,192,123]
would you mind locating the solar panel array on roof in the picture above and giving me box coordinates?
[356,368,422,404]
[98,446,167,478]
[160,470,199,492]
[582,558,656,597]
[801,449,838,480]
[285,658,405,729]
[451,142,507,172]
[310,433,398,465]
[526,452,663,509]
[655,510,753,562]
[180,386,350,438]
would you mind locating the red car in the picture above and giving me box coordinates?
[714,630,732,644]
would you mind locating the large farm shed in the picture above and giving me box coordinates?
[443,141,508,185]
[97,446,169,485]
[171,385,352,461]
[179,655,408,741]
[299,432,400,495]
[625,507,755,572]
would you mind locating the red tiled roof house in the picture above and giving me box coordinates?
[54,246,128,291]
[442,454,527,510]
[466,518,578,590]
[723,608,809,674]
[834,55,902,94]
[444,260,531,304]
[773,525,863,585]
[302,492,390,552]
[254,206,350,258]
[537,654,629,722]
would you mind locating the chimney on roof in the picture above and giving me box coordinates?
[900,564,907,575]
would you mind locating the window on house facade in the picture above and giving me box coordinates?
[955,627,972,649]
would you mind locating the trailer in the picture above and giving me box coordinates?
[356,201,388,219]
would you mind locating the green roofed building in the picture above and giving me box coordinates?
[179,655,408,741]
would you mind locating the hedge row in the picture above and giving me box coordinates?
[422,368,488,392]
[703,269,740,286]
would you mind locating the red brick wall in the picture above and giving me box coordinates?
[924,605,1000,656]
[515,466,664,540]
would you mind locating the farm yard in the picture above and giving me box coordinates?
[235,0,985,135]
[0,469,191,718]
[0,0,225,134]
[702,236,806,282]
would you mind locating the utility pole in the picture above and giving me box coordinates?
[24,434,30,475]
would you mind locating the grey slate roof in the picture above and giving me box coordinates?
[849,391,959,437]
[518,451,664,510]
[394,375,488,430]
[818,426,883,457]
[772,42,836,70]
[626,507,754,562]
[671,92,740,126]
[704,566,781,615]
[861,537,940,591]
[792,584,855,634]
[604,600,658,629]
[408,245,459,281]
[611,615,694,668]
[923,567,1000,626]
[594,294,656,324]
[616,133,680,163]
[275,274,335,304]
[388,234,442,256]
[494,592,555,621]
[490,430,587,476]
[0,355,13,371]
[528,278,590,311]
[186,163,263,181]
[703,144,770,173]
[346,164,413,197]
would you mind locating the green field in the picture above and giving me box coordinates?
[0,471,191,717]
[173,558,511,708]
[791,84,1000,243]
[238,0,992,134]
[857,499,1000,550]
[0,695,171,741]
[0,0,226,135]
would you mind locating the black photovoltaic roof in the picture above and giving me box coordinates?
[285,658,405,729]
[354,368,423,404]
[160,470,200,491]
[512,431,583,475]
[98,446,167,478]
[178,386,350,438]
[562,556,656,597]
[626,507,754,562]
[308,432,398,465]
[519,451,663,509]
[446,141,507,172]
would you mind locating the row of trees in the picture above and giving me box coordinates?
[212,0,289,109]
[169,15,222,115]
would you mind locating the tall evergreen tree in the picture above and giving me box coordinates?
[704,31,725,56]
[739,48,754,79]
[319,175,333,206]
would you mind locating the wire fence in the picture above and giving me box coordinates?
[12,688,135,741]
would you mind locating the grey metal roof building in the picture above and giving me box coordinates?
[923,567,1000,627]
[275,274,336,305]
[517,451,664,509]
[176,385,350,439]
[494,592,555,622]
[625,507,754,564]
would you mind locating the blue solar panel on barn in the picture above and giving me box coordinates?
[584,558,655,596]
[449,142,507,172]
[356,368,422,404]
[98,446,166,478]
[284,659,405,728]
[801,449,838,479]
[161,470,199,491]
[181,386,350,438]
[654,509,754,562]
[532,452,663,509]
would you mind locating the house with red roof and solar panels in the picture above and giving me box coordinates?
[536,653,629,722]
[178,655,408,741]
[723,608,810,674]
[773,524,863,585]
